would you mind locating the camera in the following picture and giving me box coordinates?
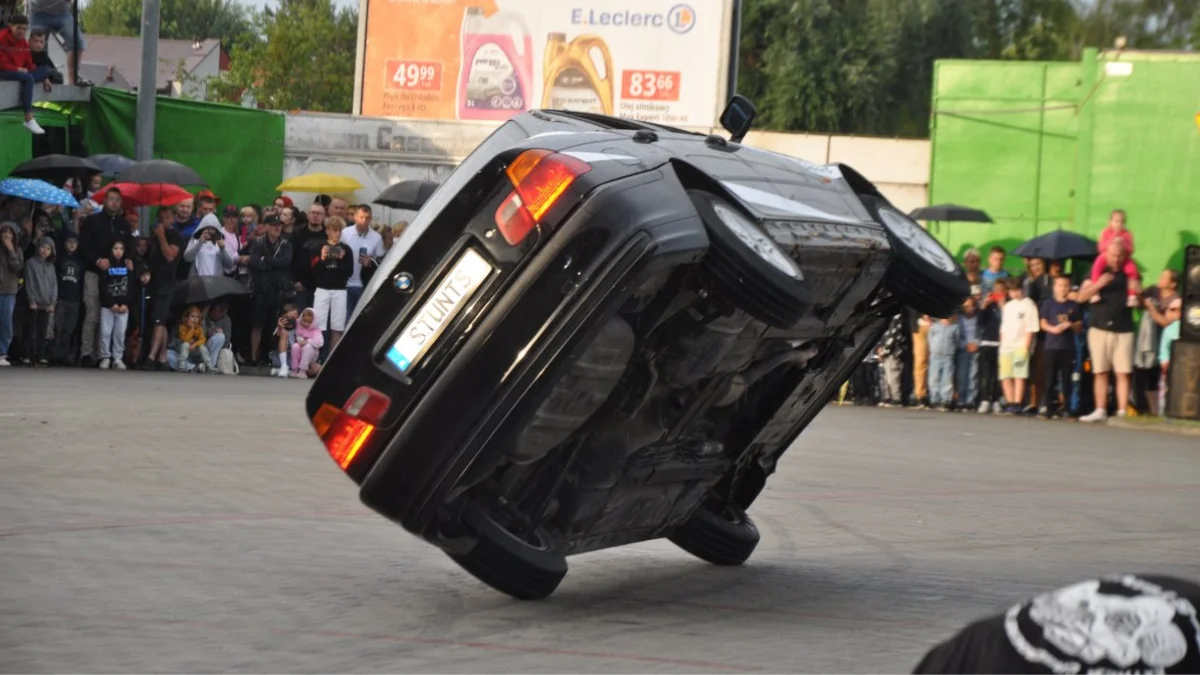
[282,317,296,331]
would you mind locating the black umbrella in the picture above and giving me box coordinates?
[172,275,250,306]
[1010,229,1098,261]
[909,203,994,223]
[10,154,102,183]
[116,159,207,187]
[373,179,439,210]
[87,153,137,176]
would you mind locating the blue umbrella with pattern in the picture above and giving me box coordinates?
[0,177,81,208]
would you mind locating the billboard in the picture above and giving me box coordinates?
[356,0,730,128]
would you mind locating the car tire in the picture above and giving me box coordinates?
[446,501,568,601]
[689,190,810,328]
[858,194,970,318]
[669,499,760,566]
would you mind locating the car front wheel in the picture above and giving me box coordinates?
[669,498,760,566]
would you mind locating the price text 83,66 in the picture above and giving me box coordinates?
[620,70,680,102]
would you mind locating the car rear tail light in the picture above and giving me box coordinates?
[494,149,591,246]
[311,387,391,470]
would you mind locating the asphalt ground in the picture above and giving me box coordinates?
[2,369,1198,673]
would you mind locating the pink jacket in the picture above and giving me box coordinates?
[295,314,325,349]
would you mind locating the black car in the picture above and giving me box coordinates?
[306,97,969,600]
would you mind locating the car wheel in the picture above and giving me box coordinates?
[689,190,810,328]
[669,498,760,566]
[859,194,970,318]
[446,501,568,601]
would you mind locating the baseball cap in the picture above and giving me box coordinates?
[223,204,239,217]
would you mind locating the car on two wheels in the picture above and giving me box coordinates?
[305,99,970,600]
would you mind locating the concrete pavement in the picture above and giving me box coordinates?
[2,369,1198,672]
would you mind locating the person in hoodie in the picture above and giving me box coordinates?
[77,187,131,368]
[97,239,131,370]
[202,301,233,371]
[22,237,57,365]
[51,232,83,365]
[183,215,235,278]
[0,223,25,367]
[288,307,324,378]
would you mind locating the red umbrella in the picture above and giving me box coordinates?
[92,182,193,208]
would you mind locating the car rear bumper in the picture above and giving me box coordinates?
[357,167,709,536]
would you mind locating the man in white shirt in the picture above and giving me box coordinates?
[997,277,1040,414]
[338,204,383,315]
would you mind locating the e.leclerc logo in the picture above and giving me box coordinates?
[570,4,697,34]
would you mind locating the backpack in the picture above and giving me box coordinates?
[216,348,239,375]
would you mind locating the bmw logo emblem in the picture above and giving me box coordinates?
[394,272,414,292]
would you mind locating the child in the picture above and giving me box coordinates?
[980,246,1010,295]
[1090,209,1140,305]
[1038,275,1082,418]
[174,305,211,372]
[52,233,82,364]
[204,301,232,363]
[126,264,151,366]
[22,237,57,365]
[97,240,131,370]
[0,224,25,367]
[270,303,300,379]
[954,296,980,410]
[289,307,324,378]
[976,278,1006,413]
[927,315,961,411]
[27,28,62,85]
[875,313,907,407]
[998,278,1040,414]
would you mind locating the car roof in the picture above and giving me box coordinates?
[511,110,875,225]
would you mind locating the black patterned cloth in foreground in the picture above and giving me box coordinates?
[914,574,1200,674]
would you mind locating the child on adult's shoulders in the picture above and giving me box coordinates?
[1089,208,1140,305]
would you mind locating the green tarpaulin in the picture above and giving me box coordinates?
[84,87,284,209]
[0,107,76,176]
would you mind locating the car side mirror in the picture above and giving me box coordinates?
[719,95,757,144]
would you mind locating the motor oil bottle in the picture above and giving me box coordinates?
[541,33,613,115]
[457,7,534,120]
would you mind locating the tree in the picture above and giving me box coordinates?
[81,0,253,48]
[208,0,357,113]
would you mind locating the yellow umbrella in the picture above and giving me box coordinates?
[276,173,364,193]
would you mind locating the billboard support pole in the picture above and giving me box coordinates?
[726,0,741,100]
[135,0,160,162]
[352,0,369,115]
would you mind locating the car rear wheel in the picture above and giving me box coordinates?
[689,190,810,328]
[446,501,568,601]
[859,194,970,318]
[669,498,760,566]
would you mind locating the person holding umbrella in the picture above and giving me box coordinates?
[76,187,130,368]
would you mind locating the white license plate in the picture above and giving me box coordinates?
[386,248,493,374]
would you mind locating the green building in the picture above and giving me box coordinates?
[928,48,1200,278]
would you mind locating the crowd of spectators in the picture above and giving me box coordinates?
[849,209,1186,422]
[0,183,409,377]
